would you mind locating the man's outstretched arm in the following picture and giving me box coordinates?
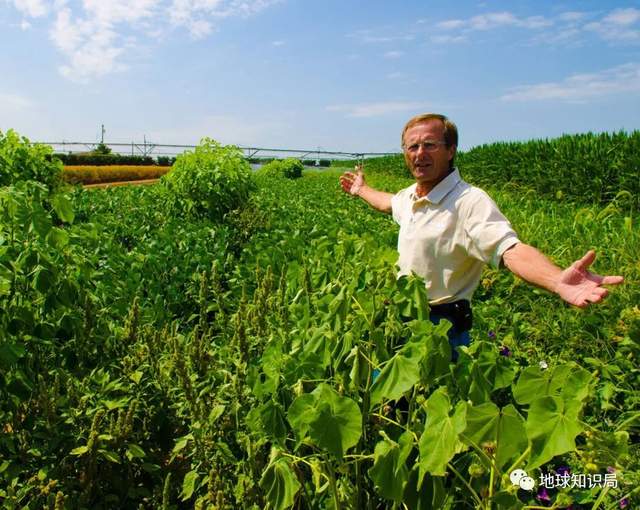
[339,167,393,214]
[502,243,624,308]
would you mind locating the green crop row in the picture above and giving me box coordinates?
[362,130,640,209]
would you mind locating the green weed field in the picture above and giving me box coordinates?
[1,130,639,509]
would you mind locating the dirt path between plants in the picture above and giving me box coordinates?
[83,178,160,189]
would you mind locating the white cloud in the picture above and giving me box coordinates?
[49,6,130,82]
[603,8,640,26]
[168,0,282,38]
[437,19,464,30]
[272,40,285,46]
[557,11,588,23]
[584,8,640,42]
[431,34,466,44]
[9,0,49,17]
[1,0,281,81]
[468,11,519,30]
[383,50,403,58]
[326,101,427,118]
[437,11,553,33]
[501,62,640,102]
[435,8,639,46]
[348,29,415,44]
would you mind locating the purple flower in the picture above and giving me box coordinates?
[607,466,616,474]
[556,466,571,476]
[499,345,511,357]
[620,498,629,509]
[488,331,496,339]
[537,487,551,503]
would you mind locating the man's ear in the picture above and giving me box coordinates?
[447,144,457,161]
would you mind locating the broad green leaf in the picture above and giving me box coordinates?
[463,403,526,469]
[418,388,467,480]
[495,405,527,469]
[32,266,55,294]
[513,366,550,404]
[0,342,26,367]
[288,384,362,458]
[51,193,75,223]
[308,385,362,458]
[287,393,316,443]
[31,202,52,238]
[474,342,516,391]
[417,323,452,383]
[562,365,593,402]
[403,467,448,510]
[46,227,69,249]
[513,363,591,405]
[260,400,287,444]
[259,457,301,510]
[525,396,584,469]
[467,362,492,404]
[326,285,350,332]
[394,275,429,321]
[369,346,422,408]
[302,326,332,368]
[181,470,199,501]
[368,432,413,502]
[464,402,500,446]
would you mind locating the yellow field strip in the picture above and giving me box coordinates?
[63,165,170,185]
[83,178,160,189]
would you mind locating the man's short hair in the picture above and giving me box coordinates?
[401,113,458,149]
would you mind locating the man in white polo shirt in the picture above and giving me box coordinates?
[339,113,623,356]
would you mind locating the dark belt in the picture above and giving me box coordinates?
[429,300,473,332]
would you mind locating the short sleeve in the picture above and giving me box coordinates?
[391,191,405,225]
[462,189,520,268]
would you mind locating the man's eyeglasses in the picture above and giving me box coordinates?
[403,140,447,153]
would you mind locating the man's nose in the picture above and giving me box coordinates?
[416,144,429,157]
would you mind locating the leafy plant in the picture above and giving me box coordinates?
[161,137,253,221]
[0,129,62,190]
[258,158,304,179]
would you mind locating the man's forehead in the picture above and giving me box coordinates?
[404,120,445,140]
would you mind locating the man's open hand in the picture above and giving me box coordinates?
[339,165,364,196]
[556,250,624,308]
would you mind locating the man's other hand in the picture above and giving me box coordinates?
[556,250,624,308]
[339,165,365,196]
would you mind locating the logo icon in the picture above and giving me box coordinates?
[510,469,535,491]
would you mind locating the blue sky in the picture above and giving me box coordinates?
[1,0,639,154]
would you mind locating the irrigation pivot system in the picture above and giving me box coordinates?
[40,140,399,163]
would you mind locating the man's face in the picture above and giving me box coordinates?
[402,120,456,189]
